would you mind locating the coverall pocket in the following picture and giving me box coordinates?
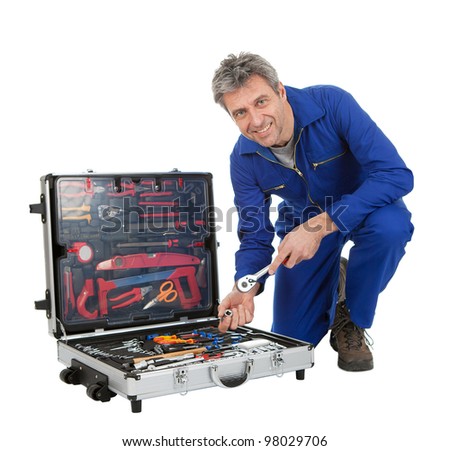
[262,184,286,193]
[309,148,348,170]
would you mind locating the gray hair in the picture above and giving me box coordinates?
[212,52,280,109]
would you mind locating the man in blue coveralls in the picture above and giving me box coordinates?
[213,52,414,371]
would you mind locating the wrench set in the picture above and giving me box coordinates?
[69,325,289,374]
[32,171,314,413]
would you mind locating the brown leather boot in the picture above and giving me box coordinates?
[330,302,374,371]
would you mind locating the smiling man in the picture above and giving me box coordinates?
[224,74,294,148]
[212,52,414,371]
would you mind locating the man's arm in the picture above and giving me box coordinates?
[229,148,275,287]
[324,87,413,234]
[268,211,338,274]
[217,149,275,331]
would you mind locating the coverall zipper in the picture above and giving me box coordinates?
[312,149,348,170]
[257,128,324,213]
[263,184,285,192]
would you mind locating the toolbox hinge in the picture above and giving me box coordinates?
[29,194,46,223]
[35,289,51,319]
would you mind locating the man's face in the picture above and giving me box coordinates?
[223,75,293,148]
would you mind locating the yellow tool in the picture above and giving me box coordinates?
[62,213,92,224]
[62,204,91,212]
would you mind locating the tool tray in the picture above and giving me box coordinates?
[31,171,314,412]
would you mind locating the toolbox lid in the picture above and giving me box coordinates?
[36,172,220,338]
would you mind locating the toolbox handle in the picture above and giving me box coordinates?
[210,359,254,388]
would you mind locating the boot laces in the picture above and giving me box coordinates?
[343,322,373,350]
[333,305,374,350]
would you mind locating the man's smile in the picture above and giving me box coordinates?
[253,122,272,134]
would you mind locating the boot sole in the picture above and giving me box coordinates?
[338,357,373,372]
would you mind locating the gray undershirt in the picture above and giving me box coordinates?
[270,134,295,168]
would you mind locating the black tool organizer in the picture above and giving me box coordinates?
[34,171,217,332]
[32,171,314,413]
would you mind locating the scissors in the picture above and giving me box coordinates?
[143,280,178,309]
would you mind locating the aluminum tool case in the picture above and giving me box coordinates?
[31,171,314,412]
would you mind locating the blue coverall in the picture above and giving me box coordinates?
[230,85,414,346]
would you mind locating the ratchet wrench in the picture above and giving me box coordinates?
[236,265,271,293]
[236,257,289,293]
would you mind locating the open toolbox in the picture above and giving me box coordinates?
[31,171,314,412]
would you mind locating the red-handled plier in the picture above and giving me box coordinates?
[109,285,153,309]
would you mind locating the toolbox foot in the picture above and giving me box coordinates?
[130,399,142,413]
[296,369,305,380]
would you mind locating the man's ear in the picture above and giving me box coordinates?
[278,82,287,100]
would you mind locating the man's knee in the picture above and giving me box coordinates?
[358,201,414,248]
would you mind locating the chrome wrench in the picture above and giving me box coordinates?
[236,265,271,293]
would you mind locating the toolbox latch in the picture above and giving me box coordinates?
[29,194,46,223]
[35,289,51,318]
[174,368,189,395]
[271,351,285,377]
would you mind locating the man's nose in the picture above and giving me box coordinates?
[248,109,264,127]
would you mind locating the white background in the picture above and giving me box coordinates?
[1,1,448,449]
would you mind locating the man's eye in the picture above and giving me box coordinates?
[257,99,267,106]
[234,111,245,119]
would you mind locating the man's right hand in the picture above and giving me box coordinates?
[217,283,259,332]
